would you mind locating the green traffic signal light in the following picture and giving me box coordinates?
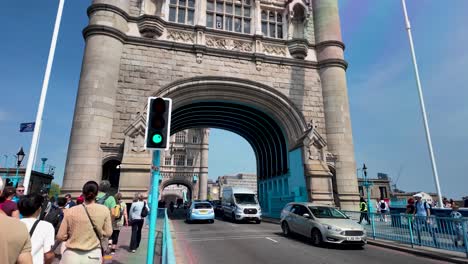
[152,133,163,144]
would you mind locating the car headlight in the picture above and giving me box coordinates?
[236,207,243,213]
[324,224,342,232]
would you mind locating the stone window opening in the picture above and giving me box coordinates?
[192,136,198,143]
[187,157,194,166]
[175,132,186,143]
[206,0,252,34]
[174,154,186,166]
[164,156,172,165]
[261,10,283,39]
[169,0,196,25]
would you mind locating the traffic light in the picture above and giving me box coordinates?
[145,97,172,150]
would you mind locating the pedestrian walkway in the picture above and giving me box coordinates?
[53,217,164,264]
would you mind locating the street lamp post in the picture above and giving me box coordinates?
[361,164,371,213]
[41,158,48,173]
[3,155,8,178]
[362,163,376,238]
[15,147,26,187]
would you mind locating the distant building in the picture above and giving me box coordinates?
[0,168,54,194]
[217,173,257,198]
[358,176,392,201]
[392,191,441,206]
[207,179,220,200]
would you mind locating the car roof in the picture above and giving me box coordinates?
[287,202,335,207]
[192,201,211,204]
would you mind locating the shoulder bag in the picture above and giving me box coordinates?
[82,204,106,256]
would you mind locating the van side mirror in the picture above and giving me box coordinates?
[303,213,311,219]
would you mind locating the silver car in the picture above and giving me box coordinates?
[280,202,367,247]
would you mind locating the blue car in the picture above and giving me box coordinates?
[186,201,215,223]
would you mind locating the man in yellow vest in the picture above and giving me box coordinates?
[358,197,370,224]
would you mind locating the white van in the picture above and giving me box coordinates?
[222,187,262,223]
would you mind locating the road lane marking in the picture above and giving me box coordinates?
[182,235,271,242]
[173,229,279,234]
[265,237,278,243]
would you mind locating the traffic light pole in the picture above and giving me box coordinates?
[147,150,160,264]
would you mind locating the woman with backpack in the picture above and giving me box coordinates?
[110,193,128,255]
[129,193,149,253]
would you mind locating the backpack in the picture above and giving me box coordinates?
[96,193,110,205]
[113,203,124,220]
[415,201,430,214]
[141,201,149,218]
[43,206,63,234]
[379,201,386,210]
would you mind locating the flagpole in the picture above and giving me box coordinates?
[401,0,443,208]
[24,0,65,194]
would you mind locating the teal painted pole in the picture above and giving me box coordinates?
[147,150,161,264]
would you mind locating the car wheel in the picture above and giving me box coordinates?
[311,229,323,247]
[282,222,290,237]
[255,219,261,224]
[231,213,237,223]
[209,219,215,224]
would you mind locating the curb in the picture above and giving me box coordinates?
[261,217,467,263]
[366,240,468,264]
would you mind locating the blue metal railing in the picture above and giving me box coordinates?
[343,211,468,257]
[161,209,176,264]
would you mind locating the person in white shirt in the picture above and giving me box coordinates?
[18,194,55,264]
[378,198,389,222]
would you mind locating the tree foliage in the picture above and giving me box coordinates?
[49,182,61,198]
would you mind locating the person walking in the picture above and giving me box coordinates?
[413,193,438,247]
[0,179,33,264]
[64,194,76,209]
[12,185,25,203]
[358,197,370,225]
[450,205,465,247]
[110,193,128,255]
[129,193,149,253]
[56,181,113,263]
[18,194,55,264]
[0,186,20,218]
[169,201,175,213]
[378,198,388,222]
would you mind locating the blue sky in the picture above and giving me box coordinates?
[0,1,467,199]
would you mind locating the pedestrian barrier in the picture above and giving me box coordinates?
[344,211,468,258]
[161,208,176,264]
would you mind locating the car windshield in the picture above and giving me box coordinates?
[194,203,212,209]
[308,206,348,219]
[234,194,257,204]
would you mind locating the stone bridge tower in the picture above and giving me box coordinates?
[63,0,360,210]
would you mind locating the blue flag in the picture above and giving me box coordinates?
[20,122,35,132]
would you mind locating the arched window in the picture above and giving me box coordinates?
[261,10,283,39]
[169,0,195,25]
[206,0,252,34]
[291,4,305,39]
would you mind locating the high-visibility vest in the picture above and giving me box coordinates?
[360,201,368,212]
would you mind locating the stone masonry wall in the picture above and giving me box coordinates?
[112,44,326,143]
